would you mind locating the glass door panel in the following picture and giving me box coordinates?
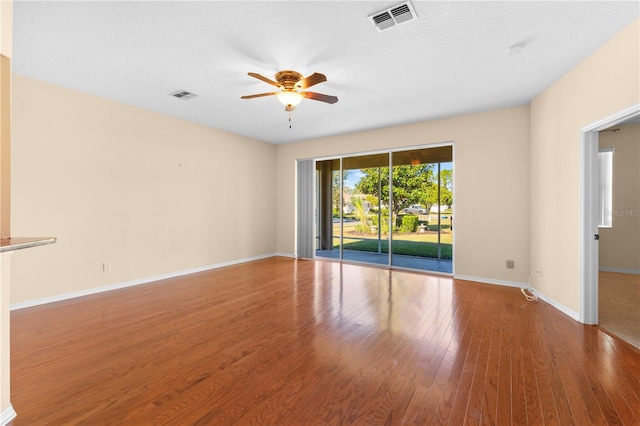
[341,153,390,266]
[390,147,453,272]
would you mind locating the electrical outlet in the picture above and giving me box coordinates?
[506,259,515,269]
[102,262,111,272]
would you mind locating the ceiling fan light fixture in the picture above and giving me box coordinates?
[276,90,304,108]
[242,71,337,126]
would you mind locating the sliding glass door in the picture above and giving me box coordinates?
[314,145,453,273]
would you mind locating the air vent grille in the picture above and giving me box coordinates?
[372,12,395,31]
[391,4,413,23]
[370,1,417,31]
[170,90,197,100]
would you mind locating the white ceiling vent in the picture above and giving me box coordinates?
[170,90,197,100]
[370,2,417,32]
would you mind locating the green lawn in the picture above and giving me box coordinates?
[334,237,452,260]
[333,217,453,259]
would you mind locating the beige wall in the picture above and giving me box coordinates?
[0,0,11,238]
[530,19,640,313]
[0,0,11,416]
[0,55,9,239]
[276,105,532,284]
[10,75,277,303]
[599,123,640,271]
[0,1,11,58]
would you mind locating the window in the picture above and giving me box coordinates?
[598,148,613,228]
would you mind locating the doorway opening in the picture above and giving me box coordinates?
[580,104,639,331]
[596,121,640,349]
[314,144,453,274]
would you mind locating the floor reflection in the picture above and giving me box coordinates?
[311,261,455,338]
[315,249,453,273]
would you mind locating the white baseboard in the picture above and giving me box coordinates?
[275,252,296,258]
[454,274,580,322]
[10,253,278,311]
[454,274,526,289]
[1,405,16,426]
[534,291,580,322]
[599,267,640,275]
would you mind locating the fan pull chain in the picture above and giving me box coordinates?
[289,111,292,129]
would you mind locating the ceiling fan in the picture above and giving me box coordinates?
[241,70,338,112]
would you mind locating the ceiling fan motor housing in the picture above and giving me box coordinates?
[275,70,303,90]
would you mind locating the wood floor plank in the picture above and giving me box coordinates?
[9,257,640,425]
[510,335,529,425]
[446,282,494,425]
[412,286,477,425]
[552,308,639,425]
[601,331,640,401]
[400,291,471,425]
[538,313,576,424]
[600,335,640,423]
[479,304,502,425]
[536,302,595,425]
[495,301,513,426]
[527,305,562,425]
[463,295,498,425]
[429,291,479,425]
[517,317,545,425]
[576,327,639,425]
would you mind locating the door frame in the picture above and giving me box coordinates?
[579,103,639,325]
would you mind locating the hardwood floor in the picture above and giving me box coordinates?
[10,257,640,425]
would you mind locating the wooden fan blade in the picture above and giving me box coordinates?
[248,72,280,88]
[241,92,278,99]
[301,91,338,104]
[297,72,327,89]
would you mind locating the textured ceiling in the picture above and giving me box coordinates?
[12,1,640,144]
